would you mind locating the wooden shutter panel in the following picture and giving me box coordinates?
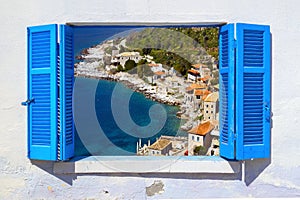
[27,24,58,160]
[219,24,236,159]
[59,25,75,160]
[235,23,271,160]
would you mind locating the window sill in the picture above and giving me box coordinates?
[53,156,240,174]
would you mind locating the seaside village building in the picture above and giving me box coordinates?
[206,120,220,156]
[184,83,210,109]
[187,63,211,82]
[111,51,142,68]
[187,121,214,156]
[203,92,219,121]
[187,69,200,82]
[148,63,168,81]
[148,138,173,156]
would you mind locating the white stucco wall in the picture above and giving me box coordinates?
[1,0,300,198]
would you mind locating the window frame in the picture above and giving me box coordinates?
[25,22,271,174]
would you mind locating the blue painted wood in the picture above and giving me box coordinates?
[219,24,236,159]
[59,25,75,160]
[27,24,58,160]
[236,23,271,160]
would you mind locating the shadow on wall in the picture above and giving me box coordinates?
[31,159,242,186]
[244,158,271,186]
[31,160,77,185]
[244,32,273,186]
[32,157,269,186]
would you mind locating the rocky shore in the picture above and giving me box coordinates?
[75,72,181,106]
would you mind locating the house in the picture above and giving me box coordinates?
[194,89,210,101]
[206,120,220,156]
[153,71,166,80]
[148,138,172,156]
[148,63,163,72]
[187,69,200,82]
[203,92,219,121]
[191,63,206,73]
[111,51,142,67]
[187,121,215,155]
[184,83,207,107]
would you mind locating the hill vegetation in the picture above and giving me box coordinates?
[125,27,219,76]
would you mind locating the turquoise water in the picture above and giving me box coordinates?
[74,77,187,156]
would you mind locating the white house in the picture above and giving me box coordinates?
[148,138,172,156]
[111,51,142,67]
[187,121,215,155]
[187,69,200,82]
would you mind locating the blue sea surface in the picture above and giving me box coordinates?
[73,26,144,60]
[74,77,187,156]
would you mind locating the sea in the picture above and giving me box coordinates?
[73,27,187,156]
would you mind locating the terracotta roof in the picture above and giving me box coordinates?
[204,92,219,102]
[188,121,215,136]
[154,71,165,75]
[186,83,206,91]
[190,83,206,89]
[148,139,172,150]
[148,63,160,67]
[194,90,211,96]
[185,86,193,91]
[188,69,200,75]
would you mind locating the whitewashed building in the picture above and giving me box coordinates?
[111,51,142,67]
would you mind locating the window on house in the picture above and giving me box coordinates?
[23,22,271,161]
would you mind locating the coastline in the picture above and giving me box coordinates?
[75,73,181,106]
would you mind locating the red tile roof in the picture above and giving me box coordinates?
[188,69,200,75]
[188,121,214,136]
[154,71,165,75]
[148,63,160,67]
[194,90,211,96]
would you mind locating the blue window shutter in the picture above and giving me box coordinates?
[219,24,236,159]
[235,23,271,160]
[59,25,75,160]
[27,24,58,160]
